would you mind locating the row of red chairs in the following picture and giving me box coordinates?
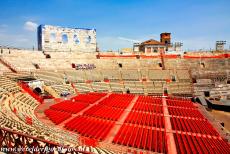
[174,133,230,154]
[50,101,89,113]
[171,117,219,136]
[167,96,191,101]
[136,96,162,104]
[168,107,204,118]
[99,93,134,109]
[125,111,165,128]
[166,99,195,108]
[132,102,163,113]
[113,124,167,153]
[65,116,114,141]
[83,105,124,121]
[44,109,71,125]
[71,93,106,104]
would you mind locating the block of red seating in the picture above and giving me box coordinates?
[136,96,162,105]
[65,116,115,141]
[49,101,89,114]
[125,111,165,128]
[99,93,134,109]
[113,124,167,153]
[168,107,204,118]
[44,109,71,125]
[132,102,163,113]
[83,105,124,121]
[171,117,219,136]
[70,92,106,104]
[174,133,230,154]
[166,99,195,108]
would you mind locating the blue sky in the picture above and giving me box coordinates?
[0,0,230,51]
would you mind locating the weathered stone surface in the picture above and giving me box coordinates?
[38,25,96,52]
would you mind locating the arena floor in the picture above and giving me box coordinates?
[209,110,230,131]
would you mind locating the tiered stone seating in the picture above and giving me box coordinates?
[0,76,20,93]
[209,84,230,98]
[139,59,161,69]
[0,87,7,97]
[120,70,140,81]
[123,81,137,93]
[0,62,10,72]
[176,70,191,81]
[74,82,93,92]
[1,95,45,138]
[91,82,110,92]
[0,111,36,133]
[94,59,118,70]
[168,82,193,95]
[1,50,45,71]
[34,70,64,85]
[13,92,39,108]
[101,70,121,81]
[144,81,164,95]
[135,82,144,94]
[116,59,139,69]
[84,70,104,81]
[65,70,86,82]
[148,70,171,81]
[109,82,124,93]
[51,84,76,95]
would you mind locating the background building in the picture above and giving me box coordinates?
[133,32,173,54]
[215,41,226,51]
[37,25,96,52]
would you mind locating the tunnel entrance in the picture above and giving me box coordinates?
[33,87,42,95]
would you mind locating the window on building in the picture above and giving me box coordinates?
[50,33,56,42]
[146,47,151,53]
[62,34,68,44]
[73,34,80,44]
[85,36,91,44]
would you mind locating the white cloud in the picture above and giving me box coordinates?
[118,37,141,43]
[24,21,38,32]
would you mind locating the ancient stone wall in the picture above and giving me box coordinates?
[38,25,96,52]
